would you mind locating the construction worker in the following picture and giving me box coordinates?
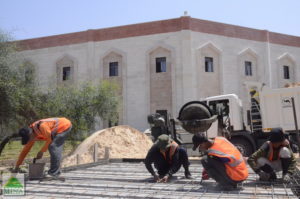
[192,133,248,190]
[249,88,260,104]
[247,128,296,182]
[145,134,192,182]
[15,117,72,179]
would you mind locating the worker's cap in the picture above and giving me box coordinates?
[192,133,208,151]
[269,127,285,143]
[155,134,171,150]
[18,127,31,145]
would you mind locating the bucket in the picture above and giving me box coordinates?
[29,162,45,180]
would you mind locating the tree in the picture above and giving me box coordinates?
[35,81,120,142]
[0,30,120,151]
[0,29,21,135]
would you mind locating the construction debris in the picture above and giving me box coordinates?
[62,125,153,167]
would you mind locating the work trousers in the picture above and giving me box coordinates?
[201,155,240,187]
[48,126,72,176]
[257,147,292,173]
[154,148,189,177]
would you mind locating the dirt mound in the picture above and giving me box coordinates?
[62,125,153,167]
[285,82,300,88]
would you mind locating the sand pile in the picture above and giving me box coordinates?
[285,82,300,88]
[62,125,153,167]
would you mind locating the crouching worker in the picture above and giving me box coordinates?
[192,133,248,190]
[247,128,296,182]
[145,134,192,182]
[15,117,72,179]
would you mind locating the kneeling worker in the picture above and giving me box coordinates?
[15,117,72,179]
[193,133,248,190]
[145,134,192,182]
[247,128,296,182]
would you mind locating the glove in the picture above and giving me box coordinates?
[258,171,270,181]
[158,175,169,183]
[153,174,160,182]
[282,174,291,183]
[202,169,210,180]
[36,151,44,159]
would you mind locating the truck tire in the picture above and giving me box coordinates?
[230,137,253,157]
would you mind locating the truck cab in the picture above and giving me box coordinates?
[200,85,300,156]
[205,94,244,132]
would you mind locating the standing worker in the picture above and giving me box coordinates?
[192,133,248,190]
[15,117,72,179]
[145,134,192,182]
[247,128,296,182]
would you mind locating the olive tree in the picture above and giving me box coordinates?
[35,81,120,142]
[0,30,120,152]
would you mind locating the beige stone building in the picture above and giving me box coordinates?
[17,16,300,131]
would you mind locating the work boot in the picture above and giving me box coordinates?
[281,158,292,175]
[184,170,192,179]
[216,183,237,191]
[43,173,65,182]
[269,172,277,181]
[260,164,277,181]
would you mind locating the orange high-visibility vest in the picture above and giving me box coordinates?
[266,140,289,161]
[160,141,178,164]
[30,117,71,140]
[207,137,248,181]
[267,141,276,161]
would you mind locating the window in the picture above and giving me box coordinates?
[109,62,118,76]
[156,57,166,73]
[62,66,71,81]
[245,61,252,76]
[283,65,290,79]
[205,57,213,72]
[208,99,230,116]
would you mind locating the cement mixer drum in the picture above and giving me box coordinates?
[177,101,217,134]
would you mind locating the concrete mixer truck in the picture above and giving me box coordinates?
[177,82,300,157]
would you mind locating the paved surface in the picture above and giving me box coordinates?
[12,161,300,198]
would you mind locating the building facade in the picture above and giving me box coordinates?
[18,16,300,131]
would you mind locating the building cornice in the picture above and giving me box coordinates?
[18,17,300,50]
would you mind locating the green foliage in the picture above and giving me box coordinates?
[35,81,120,141]
[0,30,120,143]
[0,30,21,133]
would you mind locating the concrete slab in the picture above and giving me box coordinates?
[20,161,299,198]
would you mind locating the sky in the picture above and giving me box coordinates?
[1,0,300,41]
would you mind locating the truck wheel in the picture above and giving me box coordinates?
[230,137,253,157]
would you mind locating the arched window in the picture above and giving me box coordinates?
[277,53,296,88]
[197,42,222,98]
[148,46,172,114]
[103,52,122,79]
[56,55,76,85]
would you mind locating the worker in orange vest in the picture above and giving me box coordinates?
[192,133,248,190]
[145,134,192,182]
[14,117,72,179]
[247,128,296,182]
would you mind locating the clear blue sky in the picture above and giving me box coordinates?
[1,0,300,40]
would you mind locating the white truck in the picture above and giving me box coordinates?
[147,83,300,156]
[198,84,300,156]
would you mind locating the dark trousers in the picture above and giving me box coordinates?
[48,126,72,176]
[154,148,189,177]
[201,155,240,187]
